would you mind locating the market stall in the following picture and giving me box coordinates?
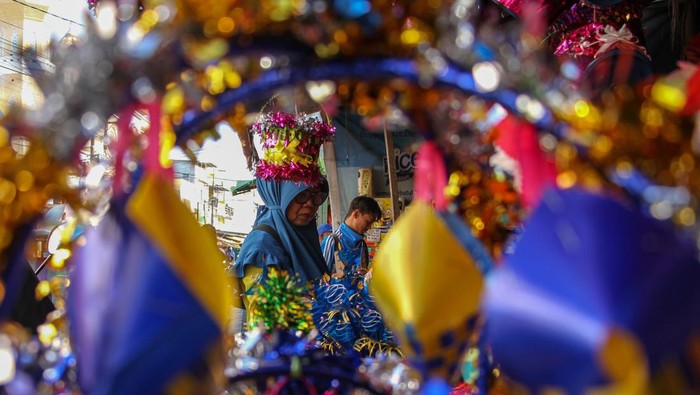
[0,0,699,394]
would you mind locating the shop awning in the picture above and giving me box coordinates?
[216,231,247,248]
[230,179,256,196]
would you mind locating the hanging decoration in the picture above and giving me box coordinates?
[252,112,335,185]
[246,268,314,333]
[483,187,700,393]
[370,142,485,387]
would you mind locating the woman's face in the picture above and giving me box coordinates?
[286,185,328,226]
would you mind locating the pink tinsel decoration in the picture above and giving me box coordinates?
[252,111,335,184]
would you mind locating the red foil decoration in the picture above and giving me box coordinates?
[493,1,652,67]
[547,1,648,63]
[491,0,575,23]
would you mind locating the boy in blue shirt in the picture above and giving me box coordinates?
[321,196,382,275]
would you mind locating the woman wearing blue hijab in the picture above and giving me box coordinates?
[235,177,330,283]
[231,111,335,318]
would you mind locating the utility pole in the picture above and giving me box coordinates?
[210,171,216,225]
[90,136,95,163]
[383,122,399,223]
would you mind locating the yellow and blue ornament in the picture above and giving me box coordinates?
[369,142,485,383]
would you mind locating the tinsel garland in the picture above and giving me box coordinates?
[247,268,314,333]
[252,112,335,184]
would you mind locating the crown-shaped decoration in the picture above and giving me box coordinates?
[253,111,335,184]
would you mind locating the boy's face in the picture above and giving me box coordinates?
[347,210,377,235]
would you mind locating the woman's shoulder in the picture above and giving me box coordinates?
[232,229,290,277]
[239,228,288,261]
[247,227,285,249]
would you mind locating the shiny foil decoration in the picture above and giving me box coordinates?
[551,84,700,231]
[547,1,648,62]
[169,0,445,59]
[370,201,485,381]
[247,268,314,333]
[490,0,574,22]
[446,165,523,261]
[0,134,76,310]
[252,111,335,184]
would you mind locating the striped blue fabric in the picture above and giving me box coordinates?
[321,222,365,271]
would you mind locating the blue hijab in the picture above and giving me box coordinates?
[235,178,329,282]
